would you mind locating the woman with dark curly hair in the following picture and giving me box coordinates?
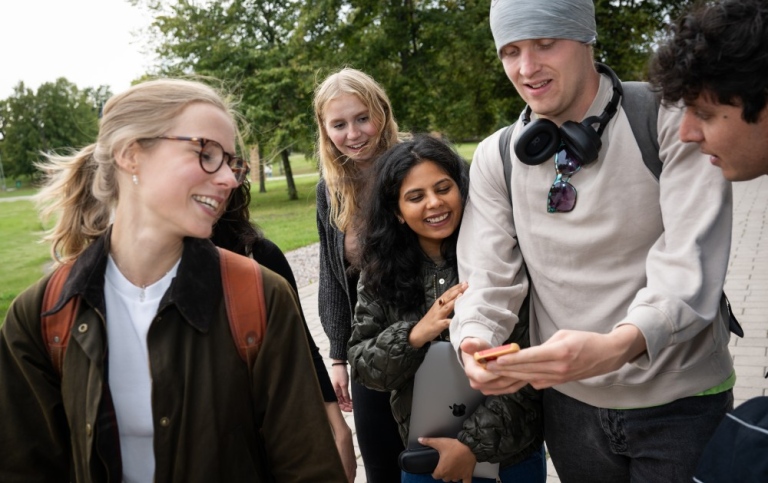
[649,0,768,181]
[348,135,545,483]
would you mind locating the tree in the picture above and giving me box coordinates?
[297,0,519,140]
[137,0,313,200]
[133,0,693,156]
[594,0,689,81]
[0,79,101,179]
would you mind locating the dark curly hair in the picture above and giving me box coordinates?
[357,135,470,312]
[211,179,262,256]
[649,0,768,123]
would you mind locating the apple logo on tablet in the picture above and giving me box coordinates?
[449,403,466,417]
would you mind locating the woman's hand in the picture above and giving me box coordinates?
[330,362,353,412]
[418,437,476,483]
[325,402,357,482]
[409,281,468,348]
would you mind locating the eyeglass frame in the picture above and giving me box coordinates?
[138,135,250,184]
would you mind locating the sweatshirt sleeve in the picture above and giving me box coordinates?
[252,270,347,482]
[450,129,530,352]
[621,103,733,368]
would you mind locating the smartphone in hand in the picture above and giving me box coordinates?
[473,343,520,367]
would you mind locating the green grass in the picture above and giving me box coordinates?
[0,173,322,323]
[0,143,479,323]
[252,173,320,252]
[0,200,52,321]
[454,142,478,162]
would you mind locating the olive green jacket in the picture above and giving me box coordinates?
[348,259,543,468]
[0,234,346,483]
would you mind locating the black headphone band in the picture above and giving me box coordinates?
[593,63,622,136]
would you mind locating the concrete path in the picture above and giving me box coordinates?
[294,177,768,483]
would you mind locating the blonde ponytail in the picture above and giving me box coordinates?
[35,143,114,264]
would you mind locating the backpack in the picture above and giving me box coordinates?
[41,247,267,375]
[497,81,744,338]
[693,396,768,482]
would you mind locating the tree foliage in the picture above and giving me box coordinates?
[594,0,689,81]
[134,0,690,154]
[135,0,311,199]
[0,79,103,179]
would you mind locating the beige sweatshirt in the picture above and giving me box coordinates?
[451,74,734,409]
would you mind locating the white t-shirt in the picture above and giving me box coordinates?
[104,256,179,483]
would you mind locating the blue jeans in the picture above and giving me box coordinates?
[401,444,546,483]
[543,387,733,483]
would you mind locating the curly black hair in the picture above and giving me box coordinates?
[649,0,768,123]
[357,134,470,312]
[211,179,262,256]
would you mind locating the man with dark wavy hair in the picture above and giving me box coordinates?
[651,2,768,481]
[650,0,768,181]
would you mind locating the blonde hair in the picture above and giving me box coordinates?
[313,68,401,232]
[35,78,242,264]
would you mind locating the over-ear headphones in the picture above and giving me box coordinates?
[514,63,623,166]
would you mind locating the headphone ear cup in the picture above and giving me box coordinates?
[514,119,561,165]
[560,121,602,165]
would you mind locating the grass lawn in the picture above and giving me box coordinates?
[0,141,478,322]
[0,200,52,322]
[0,174,321,323]
[454,142,478,161]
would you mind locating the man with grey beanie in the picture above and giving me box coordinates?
[450,0,736,481]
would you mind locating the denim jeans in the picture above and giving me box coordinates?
[543,387,733,483]
[400,444,546,483]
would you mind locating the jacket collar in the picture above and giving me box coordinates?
[48,230,222,333]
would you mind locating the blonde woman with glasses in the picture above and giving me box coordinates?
[0,78,346,483]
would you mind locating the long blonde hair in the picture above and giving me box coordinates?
[313,68,401,232]
[35,78,242,264]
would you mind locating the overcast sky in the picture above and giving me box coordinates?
[1,0,154,99]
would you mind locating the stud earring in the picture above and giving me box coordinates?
[132,174,139,185]
[397,216,405,224]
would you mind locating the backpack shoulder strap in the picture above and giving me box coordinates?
[218,247,267,369]
[621,81,662,180]
[41,263,79,377]
[498,123,517,204]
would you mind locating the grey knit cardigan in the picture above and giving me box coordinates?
[316,178,360,360]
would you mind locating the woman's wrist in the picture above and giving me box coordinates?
[408,323,429,349]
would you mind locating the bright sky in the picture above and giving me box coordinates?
[1,0,155,99]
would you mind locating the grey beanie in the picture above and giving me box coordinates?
[490,0,597,55]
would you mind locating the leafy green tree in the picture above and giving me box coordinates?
[133,0,692,155]
[0,79,101,179]
[137,0,313,200]
[594,0,689,81]
[298,0,519,140]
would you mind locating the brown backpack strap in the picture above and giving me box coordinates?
[218,248,267,370]
[41,263,79,377]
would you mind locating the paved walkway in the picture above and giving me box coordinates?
[295,177,768,483]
